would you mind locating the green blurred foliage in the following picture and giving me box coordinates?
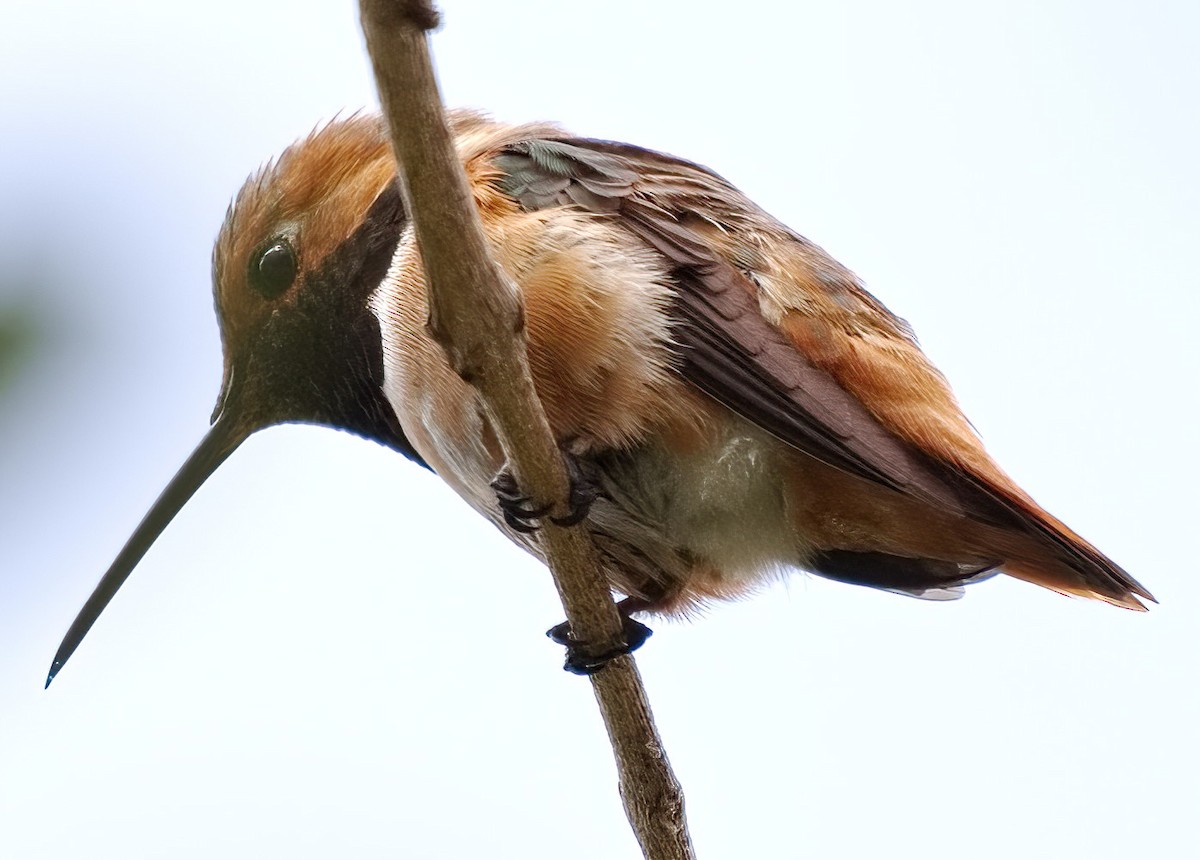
[0,301,39,399]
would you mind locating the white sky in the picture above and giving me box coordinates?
[1,1,1197,858]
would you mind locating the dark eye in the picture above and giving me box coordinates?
[249,238,297,298]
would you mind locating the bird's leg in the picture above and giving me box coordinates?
[548,453,602,527]
[547,595,657,675]
[495,450,658,673]
[489,449,602,533]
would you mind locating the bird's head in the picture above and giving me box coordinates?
[47,116,424,686]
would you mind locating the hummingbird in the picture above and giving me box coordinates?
[47,110,1153,684]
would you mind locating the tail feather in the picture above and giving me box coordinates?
[1004,557,1151,611]
[950,464,1155,611]
[989,493,1154,610]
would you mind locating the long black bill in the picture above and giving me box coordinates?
[45,417,249,688]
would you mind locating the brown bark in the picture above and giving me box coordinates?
[357,2,695,858]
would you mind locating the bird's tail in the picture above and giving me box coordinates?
[990,492,1155,610]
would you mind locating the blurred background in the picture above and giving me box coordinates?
[2,1,1196,857]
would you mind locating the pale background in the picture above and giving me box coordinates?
[1,2,1196,857]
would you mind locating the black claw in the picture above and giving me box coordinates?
[490,451,602,533]
[491,468,551,532]
[547,615,654,675]
[489,469,521,500]
[549,482,599,527]
[621,617,654,652]
[503,512,535,534]
[549,453,602,527]
[546,620,572,646]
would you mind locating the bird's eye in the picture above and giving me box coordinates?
[249,238,298,298]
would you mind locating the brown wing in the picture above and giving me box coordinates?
[492,137,1153,608]
[495,139,978,513]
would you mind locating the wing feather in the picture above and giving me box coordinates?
[491,134,1154,606]
[497,138,979,514]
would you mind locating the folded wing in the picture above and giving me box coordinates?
[492,136,1153,609]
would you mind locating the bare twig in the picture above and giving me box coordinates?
[357,2,694,858]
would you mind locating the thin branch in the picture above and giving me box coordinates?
[357,2,694,858]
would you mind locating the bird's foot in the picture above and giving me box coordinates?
[549,452,602,527]
[490,469,552,534]
[489,452,601,533]
[546,614,653,675]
